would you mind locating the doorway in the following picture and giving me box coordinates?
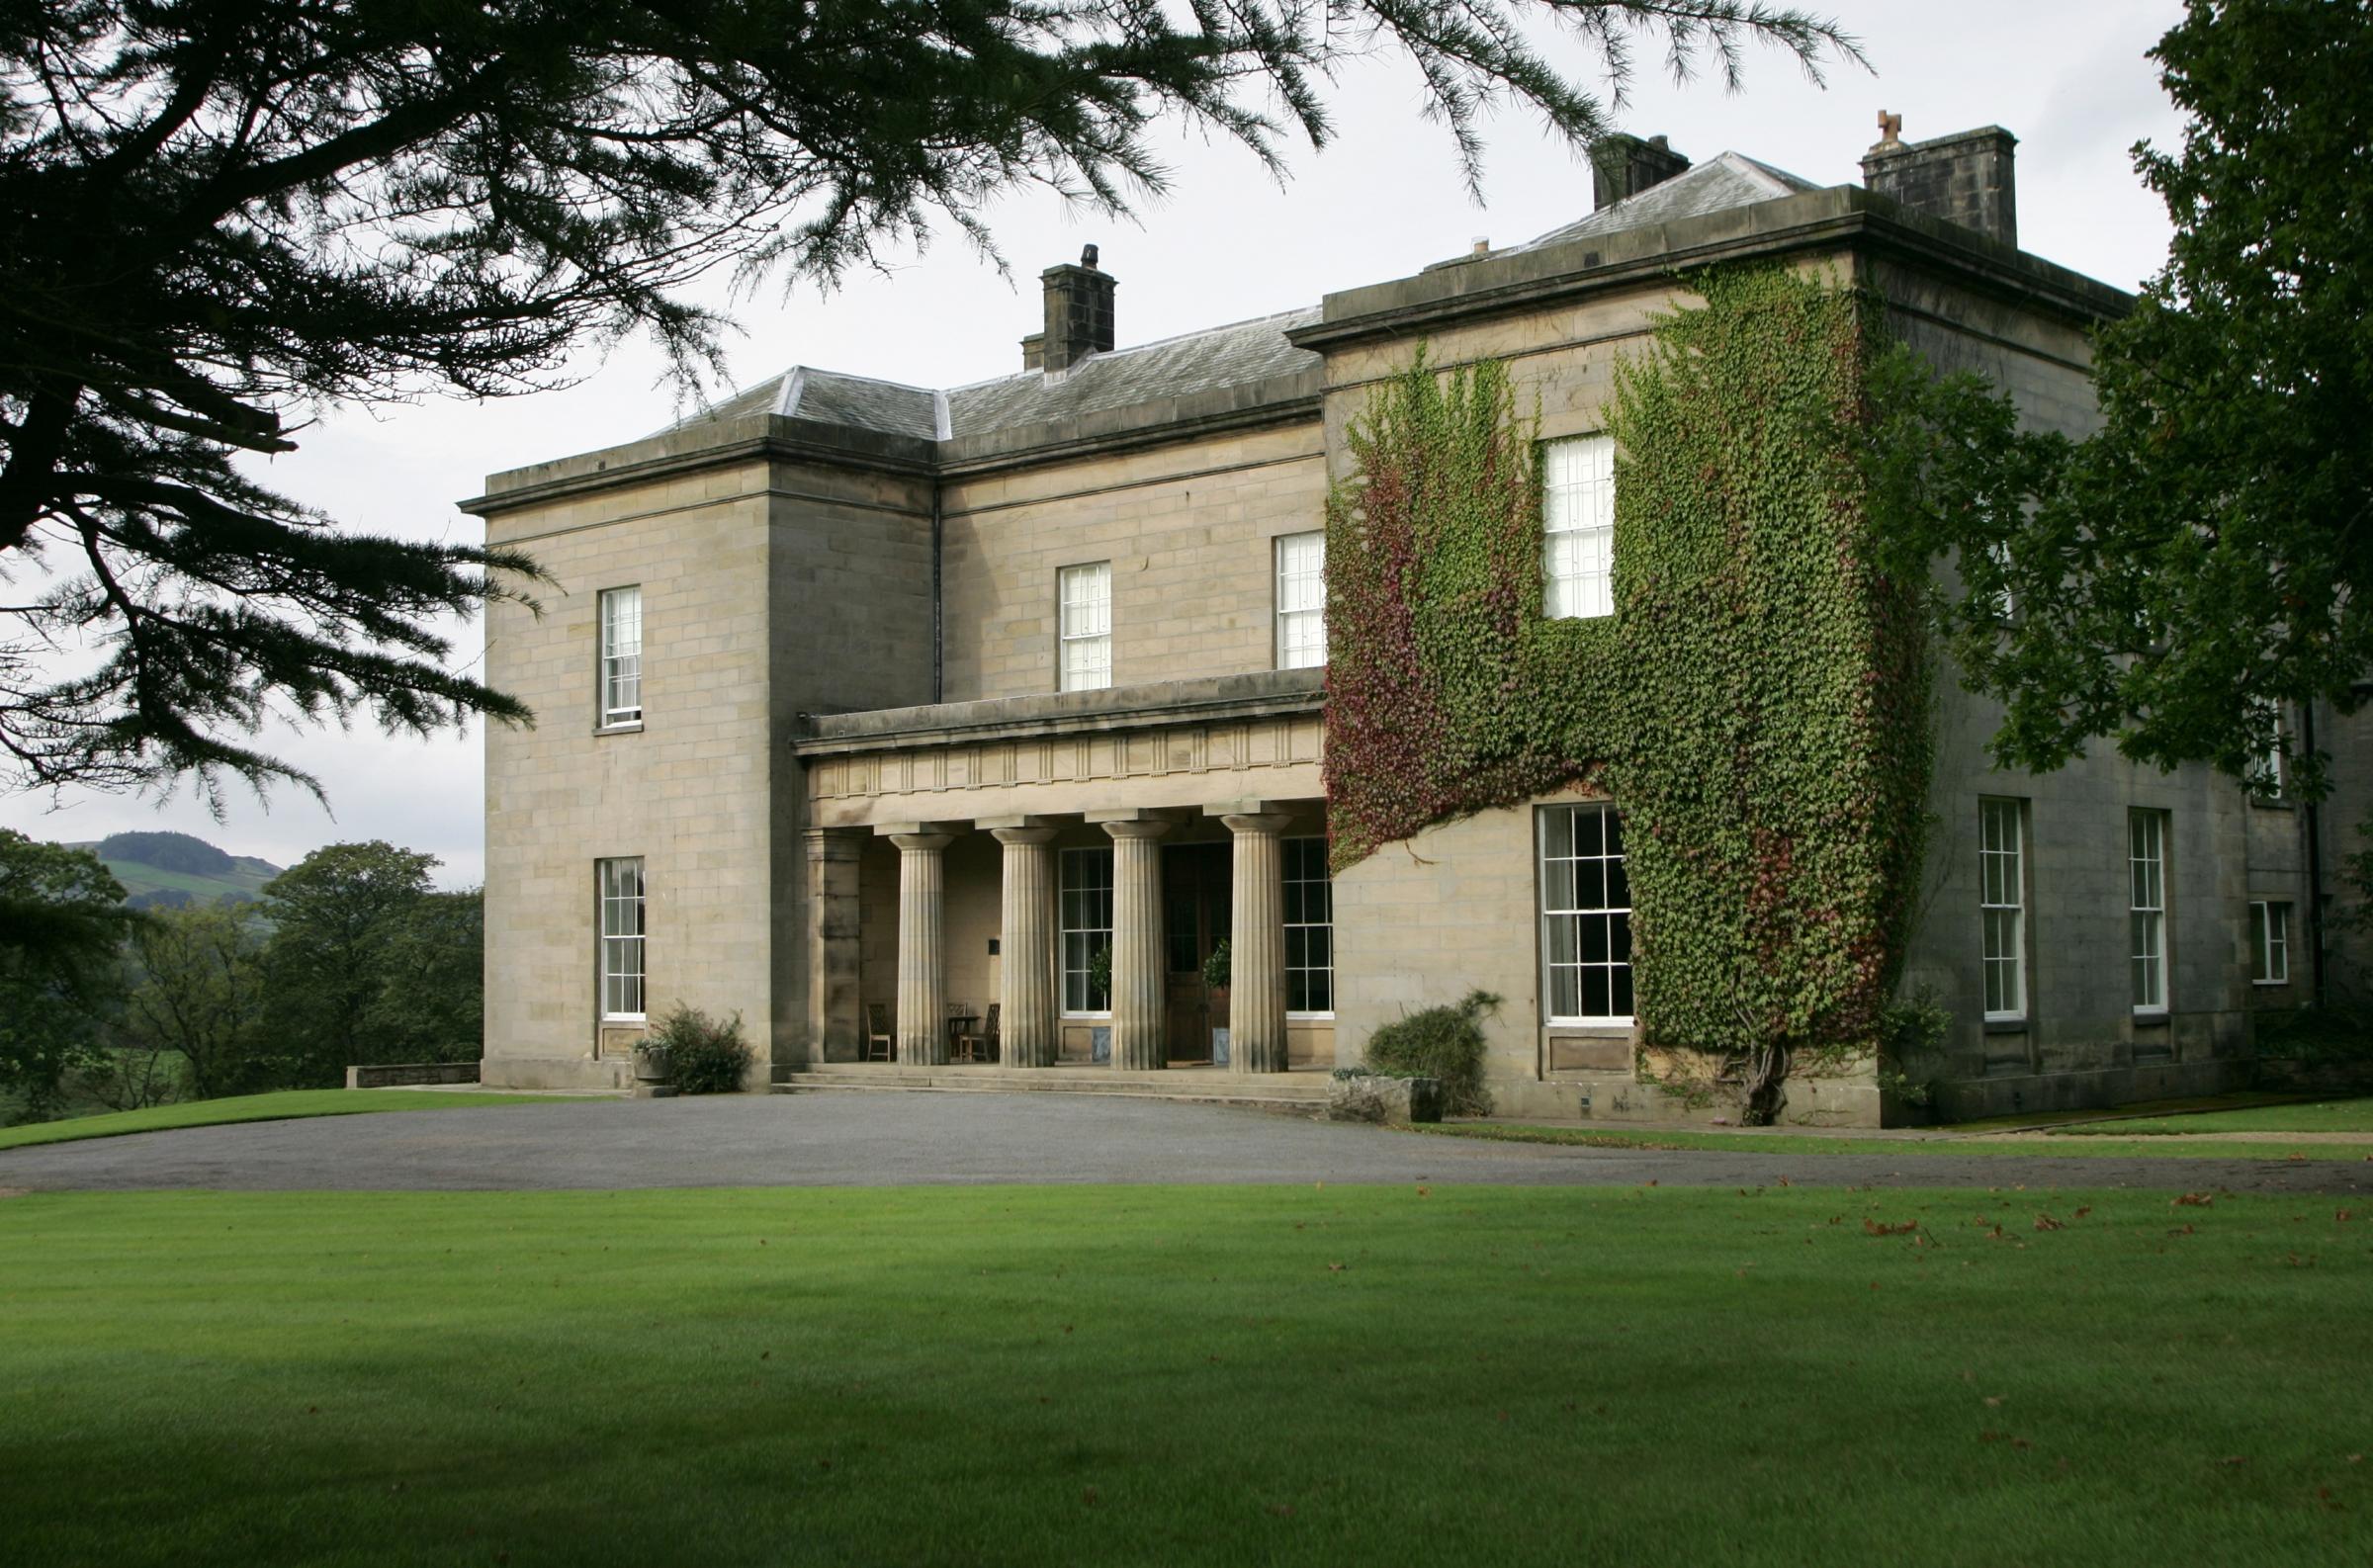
[1162,843,1230,1063]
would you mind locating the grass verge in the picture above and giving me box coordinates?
[1413,1121,2373,1162]
[2053,1097,2373,1136]
[0,1089,574,1153]
[2,1185,2369,1567]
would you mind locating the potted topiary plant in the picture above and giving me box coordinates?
[630,1035,672,1095]
[1201,938,1232,1066]
[1087,943,1113,1064]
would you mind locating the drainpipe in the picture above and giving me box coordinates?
[2303,698,2327,1009]
[930,487,944,703]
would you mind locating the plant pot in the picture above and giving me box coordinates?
[631,1044,671,1085]
[1210,1027,1230,1068]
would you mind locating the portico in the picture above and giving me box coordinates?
[793,669,1335,1074]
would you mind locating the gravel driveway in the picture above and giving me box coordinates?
[4,1091,2369,1194]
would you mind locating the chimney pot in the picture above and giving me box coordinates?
[1471,236,1490,257]
[1081,243,1099,269]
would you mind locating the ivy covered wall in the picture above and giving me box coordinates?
[1322,267,1932,1078]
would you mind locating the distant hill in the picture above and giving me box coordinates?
[68,830,284,910]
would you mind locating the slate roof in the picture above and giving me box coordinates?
[658,152,1810,448]
[1515,151,1816,252]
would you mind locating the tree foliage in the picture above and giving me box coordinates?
[260,839,438,1081]
[0,0,1860,801]
[0,828,135,1117]
[121,900,269,1099]
[1867,0,2371,792]
[1324,269,1931,1123]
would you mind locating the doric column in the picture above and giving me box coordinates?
[992,827,1060,1068]
[1223,812,1294,1073]
[1102,820,1172,1070]
[889,831,953,1066]
[804,828,864,1064]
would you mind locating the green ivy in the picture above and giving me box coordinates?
[1323,267,1933,1097]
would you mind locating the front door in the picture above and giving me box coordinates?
[1162,843,1231,1063]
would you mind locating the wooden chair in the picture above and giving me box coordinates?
[864,1002,895,1062]
[956,1002,1000,1064]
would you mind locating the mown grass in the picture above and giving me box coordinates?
[3,1185,2369,1567]
[1417,1120,2373,1162]
[2054,1097,2373,1136]
[0,1089,574,1152]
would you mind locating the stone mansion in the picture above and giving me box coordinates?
[467,124,2353,1124]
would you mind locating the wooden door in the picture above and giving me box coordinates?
[1162,843,1231,1063]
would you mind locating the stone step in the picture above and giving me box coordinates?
[772,1064,1331,1107]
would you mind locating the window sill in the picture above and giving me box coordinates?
[1286,1011,1336,1023]
[2251,979,2291,989]
[1544,1019,1633,1033]
[595,721,644,737]
[1060,1011,1112,1022]
[2247,797,2294,812]
[2132,1009,2170,1024]
[602,1016,648,1027]
[1981,1017,2029,1034]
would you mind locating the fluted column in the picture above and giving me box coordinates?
[1223,813,1294,1073]
[993,827,1060,1068]
[1103,820,1172,1070]
[890,832,953,1065]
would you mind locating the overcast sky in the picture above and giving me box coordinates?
[3,2,2188,886]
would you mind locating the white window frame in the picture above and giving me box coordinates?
[1282,834,1334,1018]
[2248,698,2286,801]
[2250,900,2291,987]
[1059,845,1113,1017]
[1542,434,1615,621]
[598,585,643,728]
[1978,798,2027,1023]
[597,857,646,1022]
[1538,803,1633,1026]
[1058,562,1112,693]
[2130,810,2168,1015]
[1274,532,1327,670]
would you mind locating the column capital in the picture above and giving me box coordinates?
[887,831,955,854]
[1220,812,1295,837]
[1100,819,1174,843]
[990,826,1061,848]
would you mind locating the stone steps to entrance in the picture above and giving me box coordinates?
[772,1063,1330,1112]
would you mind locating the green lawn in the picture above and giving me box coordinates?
[1418,1120,2373,1162]
[3,1186,2369,1566]
[0,1089,572,1152]
[2054,1097,2373,1136]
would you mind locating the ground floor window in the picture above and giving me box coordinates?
[1978,797,2027,1021]
[2251,900,2291,986]
[598,857,646,1020]
[1061,846,1113,1013]
[1283,835,1333,1015]
[1538,804,1631,1023]
[2130,810,2168,1014]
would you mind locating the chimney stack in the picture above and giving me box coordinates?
[1024,245,1116,373]
[1861,118,2018,248]
[1590,133,1690,211]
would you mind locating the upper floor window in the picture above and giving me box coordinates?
[1539,803,1631,1023]
[598,585,643,727]
[2250,900,2291,986]
[597,856,646,1020]
[1275,531,1327,669]
[2130,809,2169,1014]
[2248,698,2287,800]
[1542,434,1615,620]
[1058,562,1111,692]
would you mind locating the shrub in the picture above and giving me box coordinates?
[647,1004,752,1094]
[1364,990,1500,1115]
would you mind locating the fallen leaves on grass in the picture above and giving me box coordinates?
[2034,1213,2065,1232]
[2174,1193,2214,1207]
[1864,1218,1919,1237]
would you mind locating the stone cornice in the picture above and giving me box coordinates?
[793,669,1325,758]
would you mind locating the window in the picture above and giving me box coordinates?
[1542,434,1615,620]
[1058,563,1111,692]
[598,586,643,727]
[1283,836,1334,1015]
[597,857,646,1020]
[1539,804,1632,1023]
[2248,698,2286,800]
[1060,846,1113,1013]
[2130,810,2168,1014]
[2251,901,2291,986]
[1275,532,1327,669]
[1978,798,2026,1021]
